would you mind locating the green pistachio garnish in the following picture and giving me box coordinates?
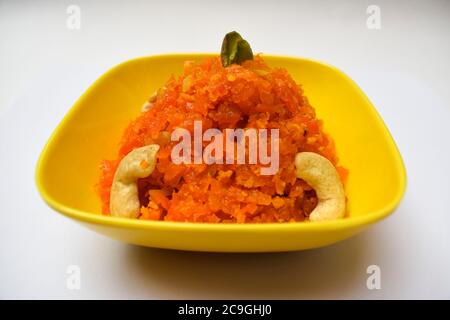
[221,31,254,67]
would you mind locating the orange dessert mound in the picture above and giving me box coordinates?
[97,55,347,223]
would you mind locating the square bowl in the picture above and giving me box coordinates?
[36,54,406,252]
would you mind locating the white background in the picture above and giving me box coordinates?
[1,0,450,299]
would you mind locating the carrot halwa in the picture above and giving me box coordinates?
[97,55,347,223]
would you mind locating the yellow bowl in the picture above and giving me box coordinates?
[35,54,406,252]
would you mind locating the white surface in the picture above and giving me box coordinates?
[1,0,450,299]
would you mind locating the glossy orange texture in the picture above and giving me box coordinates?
[98,56,347,223]
[35,54,406,252]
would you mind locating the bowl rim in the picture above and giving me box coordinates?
[35,53,407,232]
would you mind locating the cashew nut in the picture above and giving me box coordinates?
[141,101,153,112]
[110,145,160,218]
[295,152,345,221]
[141,91,158,112]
